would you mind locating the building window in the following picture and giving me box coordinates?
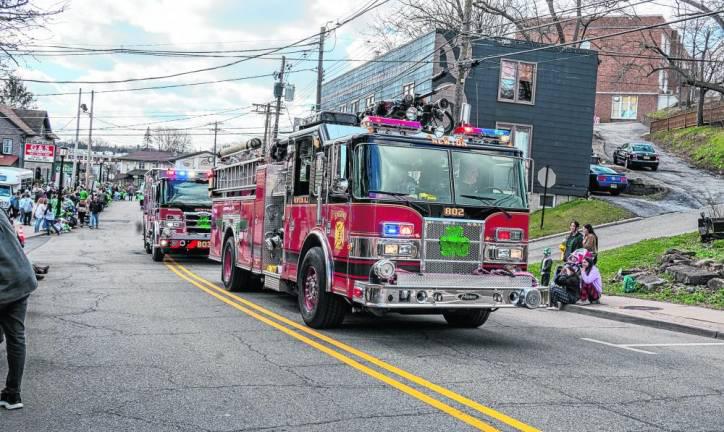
[350,100,360,115]
[338,105,346,113]
[580,41,591,49]
[496,122,533,159]
[498,60,537,104]
[611,95,638,120]
[2,138,12,154]
[402,82,415,97]
[365,94,375,108]
[139,161,146,170]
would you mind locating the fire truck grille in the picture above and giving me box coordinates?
[422,218,484,274]
[184,212,212,233]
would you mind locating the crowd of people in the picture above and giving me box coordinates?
[5,183,138,240]
[540,220,603,310]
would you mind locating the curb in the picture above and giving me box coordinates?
[531,216,644,243]
[565,304,723,340]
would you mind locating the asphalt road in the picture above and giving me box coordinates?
[593,122,724,217]
[3,201,724,431]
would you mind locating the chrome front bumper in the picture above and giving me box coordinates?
[353,273,548,309]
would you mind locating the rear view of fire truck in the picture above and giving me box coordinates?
[210,102,547,329]
[142,169,212,262]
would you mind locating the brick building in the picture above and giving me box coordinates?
[526,15,689,122]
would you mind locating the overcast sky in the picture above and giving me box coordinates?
[17,0,377,151]
[16,0,676,152]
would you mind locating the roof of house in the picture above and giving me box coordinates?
[0,105,36,136]
[11,109,58,140]
[115,150,176,161]
[168,150,213,161]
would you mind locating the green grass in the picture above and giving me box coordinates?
[529,232,724,309]
[650,126,724,173]
[646,107,681,120]
[529,199,634,239]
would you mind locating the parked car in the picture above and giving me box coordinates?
[589,164,628,195]
[613,142,659,170]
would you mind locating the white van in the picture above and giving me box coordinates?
[0,167,33,211]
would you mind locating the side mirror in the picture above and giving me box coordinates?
[331,178,349,195]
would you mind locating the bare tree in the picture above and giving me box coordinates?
[142,127,152,150]
[0,73,35,107]
[0,1,66,73]
[152,127,192,154]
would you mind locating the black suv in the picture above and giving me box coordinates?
[613,142,659,171]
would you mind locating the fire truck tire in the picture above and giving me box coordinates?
[144,233,152,254]
[442,309,491,328]
[222,237,249,291]
[152,233,165,262]
[298,247,347,329]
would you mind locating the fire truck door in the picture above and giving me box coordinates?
[283,135,316,278]
[325,142,351,294]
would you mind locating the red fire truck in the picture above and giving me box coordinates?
[209,111,547,328]
[142,168,212,262]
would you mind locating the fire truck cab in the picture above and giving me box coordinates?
[142,168,212,262]
[210,112,547,329]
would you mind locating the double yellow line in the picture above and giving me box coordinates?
[165,258,539,432]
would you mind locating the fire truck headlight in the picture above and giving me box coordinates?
[162,228,171,237]
[492,247,524,261]
[372,259,396,280]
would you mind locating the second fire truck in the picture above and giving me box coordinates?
[209,109,547,329]
[142,168,213,262]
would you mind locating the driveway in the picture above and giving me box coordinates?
[593,122,724,217]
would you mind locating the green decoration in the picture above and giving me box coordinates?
[439,225,470,258]
[197,215,211,230]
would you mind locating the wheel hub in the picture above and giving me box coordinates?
[303,267,319,312]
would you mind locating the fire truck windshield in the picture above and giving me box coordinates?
[162,180,211,207]
[355,143,527,209]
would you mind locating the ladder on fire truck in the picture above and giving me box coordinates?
[211,157,263,194]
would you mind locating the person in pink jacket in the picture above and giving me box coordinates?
[580,257,602,304]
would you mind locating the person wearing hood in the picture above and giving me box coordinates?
[0,208,38,410]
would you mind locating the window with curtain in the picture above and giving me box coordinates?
[611,96,638,120]
[496,123,533,160]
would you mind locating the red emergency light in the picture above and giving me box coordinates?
[453,125,511,141]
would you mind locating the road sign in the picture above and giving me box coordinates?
[537,167,556,189]
[24,143,55,163]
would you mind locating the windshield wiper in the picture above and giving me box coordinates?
[367,190,429,215]
[460,194,512,219]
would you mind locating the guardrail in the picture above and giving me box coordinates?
[650,102,724,132]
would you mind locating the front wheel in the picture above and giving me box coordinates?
[298,247,347,329]
[443,309,491,328]
[221,236,250,291]
[151,232,165,262]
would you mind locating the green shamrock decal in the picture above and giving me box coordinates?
[197,215,211,230]
[439,225,470,258]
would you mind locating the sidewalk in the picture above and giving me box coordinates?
[566,295,724,339]
[529,208,700,262]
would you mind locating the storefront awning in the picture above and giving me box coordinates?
[0,155,19,166]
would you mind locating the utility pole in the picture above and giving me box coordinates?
[315,26,326,111]
[85,90,95,190]
[211,121,219,167]
[453,0,473,125]
[71,88,82,189]
[263,103,271,147]
[271,55,286,143]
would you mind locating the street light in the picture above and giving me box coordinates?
[56,147,68,218]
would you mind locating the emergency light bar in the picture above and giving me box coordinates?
[453,124,511,144]
[161,169,208,180]
[361,116,422,132]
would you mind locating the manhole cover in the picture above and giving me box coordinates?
[621,306,662,311]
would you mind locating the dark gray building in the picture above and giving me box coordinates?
[321,31,598,206]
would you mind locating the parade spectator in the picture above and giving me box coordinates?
[44,202,60,236]
[540,247,553,287]
[0,208,38,410]
[89,194,102,229]
[77,196,88,227]
[563,220,583,261]
[32,198,47,233]
[580,257,602,304]
[19,194,33,226]
[582,224,598,263]
[548,264,580,310]
[9,193,20,219]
